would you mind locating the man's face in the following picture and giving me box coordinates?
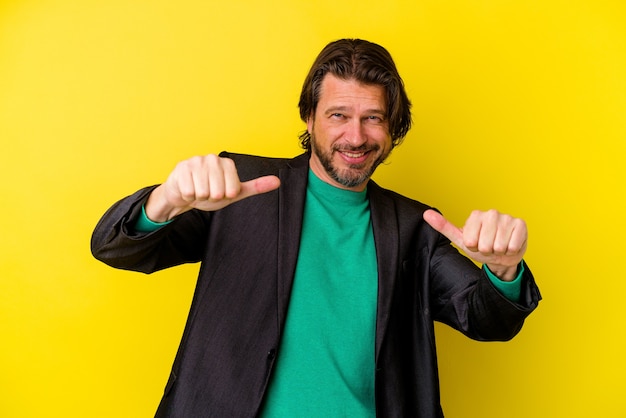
[307,74,392,192]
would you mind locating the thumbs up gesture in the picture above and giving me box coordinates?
[423,209,527,282]
[145,154,281,222]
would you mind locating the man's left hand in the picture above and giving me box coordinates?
[423,209,527,282]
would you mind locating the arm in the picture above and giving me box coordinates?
[145,153,280,222]
[90,186,210,273]
[91,154,280,273]
[424,209,541,340]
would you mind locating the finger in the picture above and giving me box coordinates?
[461,210,487,252]
[505,218,528,256]
[493,215,515,255]
[204,154,227,200]
[188,165,210,201]
[220,157,242,199]
[236,175,281,201]
[423,209,463,247]
[174,163,198,203]
[473,210,499,255]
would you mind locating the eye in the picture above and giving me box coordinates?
[331,113,344,119]
[366,115,384,123]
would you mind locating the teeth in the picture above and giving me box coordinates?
[343,151,365,158]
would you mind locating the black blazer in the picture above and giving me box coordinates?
[91,152,541,417]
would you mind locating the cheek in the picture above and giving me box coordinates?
[366,126,392,145]
[315,122,343,141]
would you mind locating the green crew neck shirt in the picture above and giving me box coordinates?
[260,169,378,417]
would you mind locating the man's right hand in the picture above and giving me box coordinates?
[144,154,281,223]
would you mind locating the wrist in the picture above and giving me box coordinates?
[145,185,187,222]
[133,204,173,232]
[485,263,519,282]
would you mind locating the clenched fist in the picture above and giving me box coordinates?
[424,209,527,281]
[145,154,280,222]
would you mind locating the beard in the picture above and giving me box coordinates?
[310,133,391,189]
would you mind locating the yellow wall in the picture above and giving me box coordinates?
[1,1,624,416]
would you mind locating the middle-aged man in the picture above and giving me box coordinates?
[91,38,541,417]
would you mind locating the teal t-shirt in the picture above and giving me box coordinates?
[260,170,378,417]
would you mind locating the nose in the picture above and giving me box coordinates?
[344,118,367,147]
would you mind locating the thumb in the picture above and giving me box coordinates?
[237,175,281,200]
[423,209,463,247]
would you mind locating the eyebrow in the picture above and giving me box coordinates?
[323,106,387,117]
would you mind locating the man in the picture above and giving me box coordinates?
[92,39,541,417]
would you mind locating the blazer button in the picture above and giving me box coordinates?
[267,349,276,360]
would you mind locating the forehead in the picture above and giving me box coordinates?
[317,74,387,110]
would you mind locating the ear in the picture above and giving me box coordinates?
[306,112,314,134]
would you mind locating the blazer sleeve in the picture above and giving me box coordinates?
[428,232,541,341]
[90,186,210,274]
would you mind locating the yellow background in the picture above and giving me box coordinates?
[1,0,625,416]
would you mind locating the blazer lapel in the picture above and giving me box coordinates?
[276,153,309,333]
[368,182,400,362]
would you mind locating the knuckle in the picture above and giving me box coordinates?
[210,190,225,201]
[203,154,220,169]
[225,185,241,199]
[464,237,478,249]
[195,190,211,200]
[478,243,492,254]
[180,189,196,202]
[221,156,235,168]
[486,209,500,220]
[175,160,190,172]
[470,209,482,218]
[493,242,507,254]
[189,155,205,166]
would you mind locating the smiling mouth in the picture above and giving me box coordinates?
[341,150,368,158]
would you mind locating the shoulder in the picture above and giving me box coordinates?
[218,151,309,182]
[368,181,443,239]
[368,180,433,215]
